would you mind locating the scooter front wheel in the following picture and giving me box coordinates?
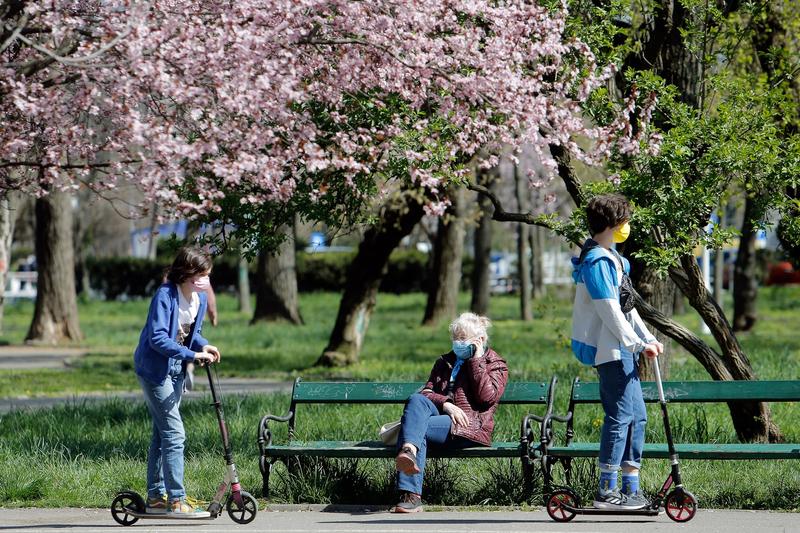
[110,491,144,526]
[664,489,698,522]
[546,489,578,522]
[226,490,258,524]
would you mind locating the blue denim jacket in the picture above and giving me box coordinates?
[134,282,209,384]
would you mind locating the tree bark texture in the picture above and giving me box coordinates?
[629,261,676,380]
[317,191,425,367]
[0,192,18,334]
[514,163,532,321]
[470,167,495,316]
[26,192,82,343]
[422,186,465,326]
[733,198,758,331]
[252,223,303,325]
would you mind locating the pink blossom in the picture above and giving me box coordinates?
[1,0,656,223]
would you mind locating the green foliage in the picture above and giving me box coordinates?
[614,74,800,273]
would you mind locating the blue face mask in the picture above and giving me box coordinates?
[452,341,475,361]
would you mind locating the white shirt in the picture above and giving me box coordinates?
[176,289,199,345]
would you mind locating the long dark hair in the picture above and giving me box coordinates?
[165,246,213,285]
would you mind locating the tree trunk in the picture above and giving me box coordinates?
[252,223,303,325]
[422,187,465,326]
[630,265,676,380]
[471,168,494,315]
[317,191,425,367]
[515,163,532,321]
[529,224,545,299]
[0,192,18,334]
[26,192,82,343]
[146,203,158,260]
[238,252,252,314]
[733,198,758,332]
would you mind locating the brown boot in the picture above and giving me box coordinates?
[392,491,423,513]
[395,445,420,475]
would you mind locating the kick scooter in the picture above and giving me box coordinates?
[110,363,258,526]
[542,356,698,522]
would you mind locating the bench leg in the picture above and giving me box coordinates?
[259,456,277,499]
[521,456,534,496]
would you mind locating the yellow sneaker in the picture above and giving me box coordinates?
[168,498,210,518]
[145,494,167,514]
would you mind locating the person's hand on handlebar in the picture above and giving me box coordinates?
[194,345,221,365]
[642,343,659,359]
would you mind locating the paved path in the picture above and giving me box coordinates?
[0,378,293,413]
[0,345,87,370]
[0,507,798,533]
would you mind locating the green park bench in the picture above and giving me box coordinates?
[256,377,556,498]
[536,378,800,486]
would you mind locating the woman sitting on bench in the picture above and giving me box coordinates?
[393,312,509,513]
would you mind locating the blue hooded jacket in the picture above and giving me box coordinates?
[134,282,209,384]
[570,239,656,366]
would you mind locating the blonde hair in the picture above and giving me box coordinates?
[449,312,491,342]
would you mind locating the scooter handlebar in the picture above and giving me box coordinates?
[652,354,666,403]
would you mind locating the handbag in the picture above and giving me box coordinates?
[379,419,402,445]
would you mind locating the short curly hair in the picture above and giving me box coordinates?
[449,312,491,342]
[585,194,632,236]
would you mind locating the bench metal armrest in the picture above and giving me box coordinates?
[258,412,294,456]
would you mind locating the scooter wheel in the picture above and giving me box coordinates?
[546,489,578,522]
[665,489,698,522]
[110,491,144,526]
[226,490,258,524]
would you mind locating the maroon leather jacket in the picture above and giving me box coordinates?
[421,348,509,446]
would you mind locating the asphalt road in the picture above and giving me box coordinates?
[1,507,798,533]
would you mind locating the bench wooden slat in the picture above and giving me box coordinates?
[265,440,525,458]
[293,381,549,404]
[547,442,800,460]
[572,380,800,403]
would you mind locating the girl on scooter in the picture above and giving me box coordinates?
[134,246,220,518]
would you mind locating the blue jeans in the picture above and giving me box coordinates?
[396,393,473,495]
[138,370,186,501]
[596,352,647,471]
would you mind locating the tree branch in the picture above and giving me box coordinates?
[548,143,584,207]
[466,181,581,243]
[632,288,734,380]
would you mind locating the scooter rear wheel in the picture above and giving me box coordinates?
[546,489,578,522]
[226,490,258,524]
[664,489,698,522]
[110,491,144,526]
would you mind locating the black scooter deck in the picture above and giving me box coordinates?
[120,510,217,520]
[565,506,662,517]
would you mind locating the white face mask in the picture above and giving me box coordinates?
[191,275,210,292]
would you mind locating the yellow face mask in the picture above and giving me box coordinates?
[613,222,631,243]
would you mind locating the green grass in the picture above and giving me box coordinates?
[0,287,799,509]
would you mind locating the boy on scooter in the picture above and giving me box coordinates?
[570,194,662,509]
